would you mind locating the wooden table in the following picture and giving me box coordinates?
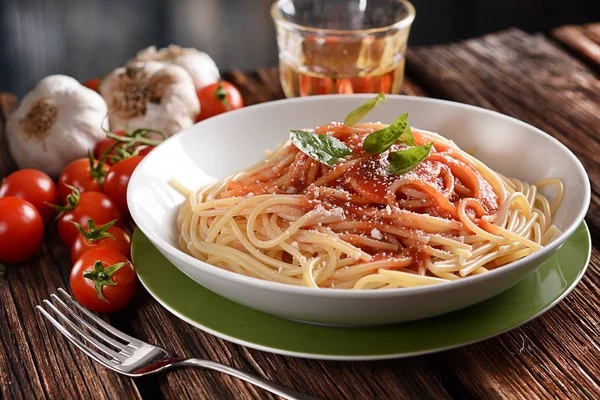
[1,24,599,399]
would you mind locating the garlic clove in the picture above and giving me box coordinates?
[131,45,220,89]
[170,52,220,89]
[100,61,200,137]
[7,74,108,177]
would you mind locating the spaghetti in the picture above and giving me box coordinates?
[176,122,563,289]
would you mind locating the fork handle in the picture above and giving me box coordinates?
[173,358,321,400]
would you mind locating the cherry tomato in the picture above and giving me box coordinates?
[0,169,58,223]
[0,197,44,264]
[104,156,143,213]
[83,78,101,93]
[196,81,244,121]
[93,130,126,164]
[57,191,122,246]
[58,157,109,204]
[70,248,136,313]
[137,145,155,157]
[71,219,131,263]
[93,138,118,162]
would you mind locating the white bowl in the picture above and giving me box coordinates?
[128,95,590,326]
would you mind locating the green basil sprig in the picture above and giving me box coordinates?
[289,129,352,167]
[363,113,416,154]
[388,143,433,175]
[343,93,386,126]
[289,94,432,175]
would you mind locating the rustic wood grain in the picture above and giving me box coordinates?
[552,23,600,69]
[407,28,600,399]
[439,256,600,399]
[1,25,600,400]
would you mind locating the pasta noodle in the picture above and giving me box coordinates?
[176,122,563,289]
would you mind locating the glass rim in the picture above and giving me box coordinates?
[271,0,415,36]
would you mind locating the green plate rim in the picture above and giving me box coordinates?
[132,222,591,360]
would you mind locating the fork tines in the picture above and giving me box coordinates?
[36,288,141,369]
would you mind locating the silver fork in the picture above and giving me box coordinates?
[36,288,319,400]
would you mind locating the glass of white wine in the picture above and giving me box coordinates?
[271,0,415,97]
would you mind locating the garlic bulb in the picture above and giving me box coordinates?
[100,61,200,136]
[7,75,108,177]
[131,45,220,89]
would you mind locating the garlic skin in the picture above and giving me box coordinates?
[101,61,200,137]
[132,45,220,89]
[7,75,108,177]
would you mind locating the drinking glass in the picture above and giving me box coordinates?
[271,0,415,97]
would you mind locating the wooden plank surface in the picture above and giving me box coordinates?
[552,23,600,68]
[1,25,600,399]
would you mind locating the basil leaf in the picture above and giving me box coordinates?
[388,142,433,175]
[363,113,413,154]
[289,129,353,167]
[343,93,386,126]
[398,124,416,147]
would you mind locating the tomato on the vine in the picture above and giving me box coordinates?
[0,197,44,264]
[137,145,155,157]
[104,156,143,213]
[58,154,109,204]
[0,169,58,223]
[93,130,126,164]
[56,189,122,246]
[70,248,136,313]
[196,81,244,121]
[83,78,101,93]
[71,219,131,263]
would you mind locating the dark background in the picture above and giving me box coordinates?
[1,0,598,97]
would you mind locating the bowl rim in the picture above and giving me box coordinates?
[128,94,591,298]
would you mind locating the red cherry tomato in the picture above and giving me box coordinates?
[58,157,109,204]
[70,219,131,263]
[0,197,44,264]
[70,248,136,313]
[93,130,126,164]
[0,169,58,223]
[104,156,143,213]
[137,145,155,157]
[93,138,118,162]
[57,191,122,246]
[83,78,101,93]
[196,81,244,121]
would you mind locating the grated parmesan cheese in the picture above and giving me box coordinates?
[370,228,383,240]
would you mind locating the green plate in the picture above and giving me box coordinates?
[132,223,591,360]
